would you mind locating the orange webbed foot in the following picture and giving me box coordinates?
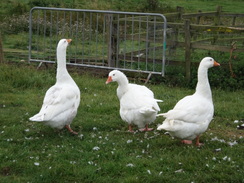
[181,140,193,145]
[65,125,78,135]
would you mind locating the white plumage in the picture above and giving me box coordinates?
[106,70,162,132]
[29,39,80,134]
[157,57,220,146]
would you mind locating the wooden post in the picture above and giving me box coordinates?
[107,14,117,67]
[176,6,184,20]
[169,27,178,55]
[196,10,202,24]
[107,14,113,67]
[0,33,4,63]
[232,16,236,26]
[184,19,191,82]
[214,6,222,26]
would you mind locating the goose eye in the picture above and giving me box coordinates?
[113,74,115,76]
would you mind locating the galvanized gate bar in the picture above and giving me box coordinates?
[29,7,167,75]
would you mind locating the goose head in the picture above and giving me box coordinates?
[57,39,72,52]
[106,70,127,84]
[200,57,220,69]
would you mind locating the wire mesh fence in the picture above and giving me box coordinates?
[29,7,167,75]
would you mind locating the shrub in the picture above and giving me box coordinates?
[9,2,28,16]
[0,14,29,35]
[28,0,61,7]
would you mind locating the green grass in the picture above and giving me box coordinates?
[1,0,243,18]
[160,0,244,13]
[0,63,243,182]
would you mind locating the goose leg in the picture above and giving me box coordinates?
[139,124,153,132]
[65,125,78,135]
[128,124,134,132]
[195,136,203,146]
[181,140,192,144]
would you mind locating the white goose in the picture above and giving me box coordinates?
[29,39,80,135]
[106,70,162,132]
[157,57,220,146]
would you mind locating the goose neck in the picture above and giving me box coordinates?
[56,48,70,82]
[196,66,212,99]
[117,76,129,98]
[117,76,129,87]
[57,48,67,70]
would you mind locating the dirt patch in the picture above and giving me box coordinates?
[1,167,11,176]
[209,128,244,139]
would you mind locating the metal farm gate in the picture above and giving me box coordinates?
[29,7,167,75]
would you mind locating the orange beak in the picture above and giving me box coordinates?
[106,76,113,84]
[214,61,220,67]
[67,39,72,43]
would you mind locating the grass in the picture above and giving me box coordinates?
[0,1,244,181]
[1,0,243,18]
[0,63,243,182]
[160,0,244,13]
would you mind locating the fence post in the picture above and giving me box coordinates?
[196,10,202,24]
[232,16,236,26]
[0,33,4,63]
[176,6,184,20]
[184,19,191,82]
[107,14,114,67]
[214,6,222,26]
[107,14,118,67]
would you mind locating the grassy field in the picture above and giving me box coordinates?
[0,0,244,182]
[0,63,243,182]
[1,0,243,17]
